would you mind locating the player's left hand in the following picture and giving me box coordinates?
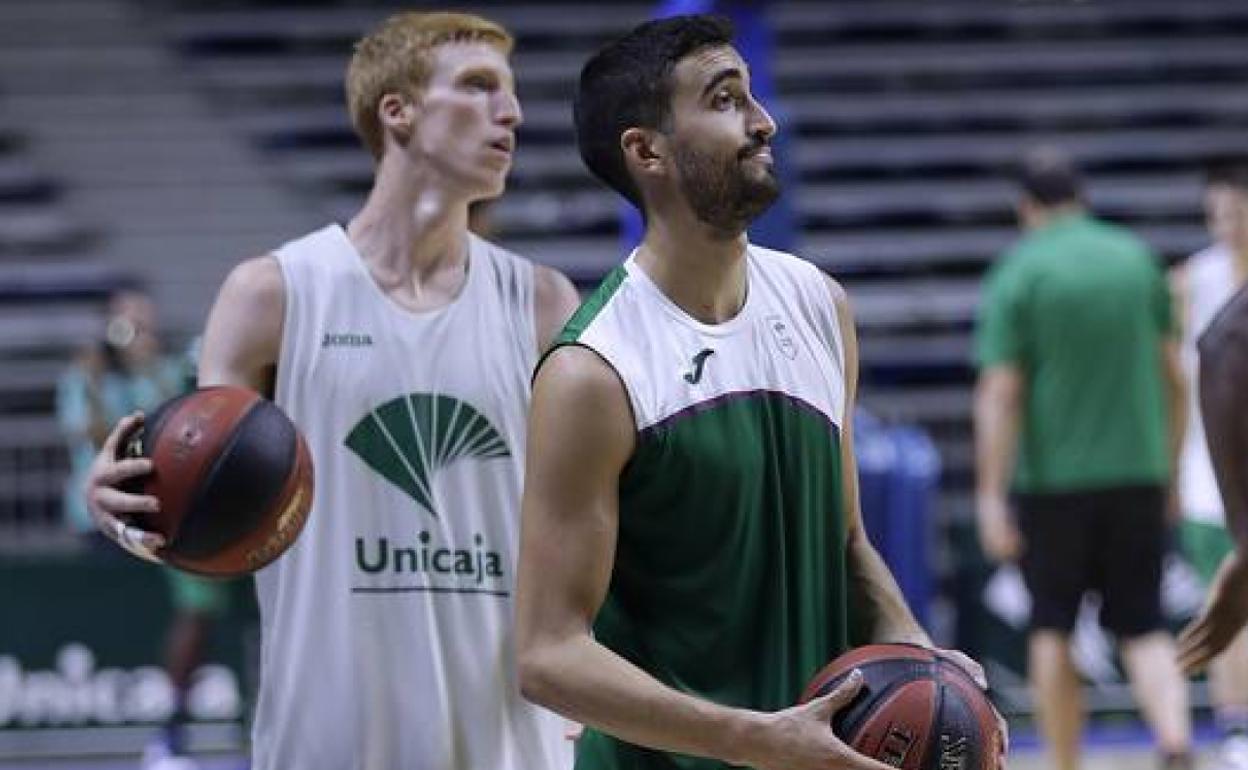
[936,648,1009,770]
[1177,550,1248,674]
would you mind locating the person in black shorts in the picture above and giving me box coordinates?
[974,148,1192,770]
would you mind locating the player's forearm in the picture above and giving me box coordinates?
[846,527,930,647]
[518,632,766,766]
[1163,346,1188,487]
[1200,323,1248,550]
[973,380,1019,505]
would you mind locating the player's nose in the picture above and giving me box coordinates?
[496,89,522,128]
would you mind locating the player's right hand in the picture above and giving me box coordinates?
[976,496,1022,563]
[744,670,898,770]
[84,411,166,563]
[1177,550,1248,674]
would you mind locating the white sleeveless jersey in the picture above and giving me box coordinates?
[564,246,846,434]
[253,224,571,770]
[1179,243,1237,524]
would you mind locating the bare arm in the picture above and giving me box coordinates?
[830,276,1004,761]
[1167,266,1191,520]
[1161,337,1187,522]
[1201,287,1248,549]
[515,345,889,770]
[1177,285,1248,671]
[532,265,581,354]
[973,365,1024,562]
[825,276,929,646]
[197,256,285,392]
[83,255,285,557]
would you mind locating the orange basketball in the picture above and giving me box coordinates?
[800,644,1002,770]
[117,385,313,577]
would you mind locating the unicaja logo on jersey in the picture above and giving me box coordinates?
[344,393,510,518]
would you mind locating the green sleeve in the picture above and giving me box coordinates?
[975,262,1025,368]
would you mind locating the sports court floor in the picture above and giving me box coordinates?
[0,741,1221,770]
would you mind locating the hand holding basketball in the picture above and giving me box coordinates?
[87,386,314,577]
[742,670,897,770]
[799,644,1004,770]
[85,411,167,562]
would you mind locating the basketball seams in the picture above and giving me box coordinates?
[801,645,998,770]
[853,679,938,769]
[145,387,262,548]
[185,430,314,576]
[171,399,299,573]
[918,677,946,770]
[936,660,1001,770]
[169,396,272,554]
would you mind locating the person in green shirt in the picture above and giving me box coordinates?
[974,148,1191,770]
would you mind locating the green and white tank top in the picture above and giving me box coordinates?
[552,245,850,770]
[256,224,571,770]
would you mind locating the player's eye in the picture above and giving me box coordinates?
[712,90,744,111]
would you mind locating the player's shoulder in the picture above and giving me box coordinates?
[1184,242,1230,278]
[471,233,579,325]
[470,232,543,275]
[535,341,627,404]
[222,254,285,308]
[1198,283,1248,362]
[1084,217,1157,264]
[751,242,847,312]
[749,242,818,275]
[533,264,579,312]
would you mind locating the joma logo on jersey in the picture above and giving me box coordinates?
[322,332,374,348]
[683,348,715,384]
[344,393,510,518]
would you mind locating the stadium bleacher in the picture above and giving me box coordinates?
[3,0,1248,593]
[138,0,1248,526]
[1,0,1247,759]
[0,112,120,551]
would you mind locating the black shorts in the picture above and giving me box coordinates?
[1015,484,1166,638]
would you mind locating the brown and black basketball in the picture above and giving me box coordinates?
[117,385,314,578]
[800,643,1002,770]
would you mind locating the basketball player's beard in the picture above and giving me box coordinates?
[674,139,780,237]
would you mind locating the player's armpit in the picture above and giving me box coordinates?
[198,255,285,394]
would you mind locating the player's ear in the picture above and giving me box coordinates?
[621,127,666,180]
[378,92,416,144]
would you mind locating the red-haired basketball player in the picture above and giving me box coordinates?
[83,11,580,770]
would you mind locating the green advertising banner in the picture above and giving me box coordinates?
[0,551,257,757]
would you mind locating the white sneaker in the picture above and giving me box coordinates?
[141,741,201,770]
[1218,734,1248,770]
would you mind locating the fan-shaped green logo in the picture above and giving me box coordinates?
[344,393,510,517]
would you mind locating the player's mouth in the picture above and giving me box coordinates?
[742,147,772,164]
[739,142,772,165]
[488,136,514,157]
